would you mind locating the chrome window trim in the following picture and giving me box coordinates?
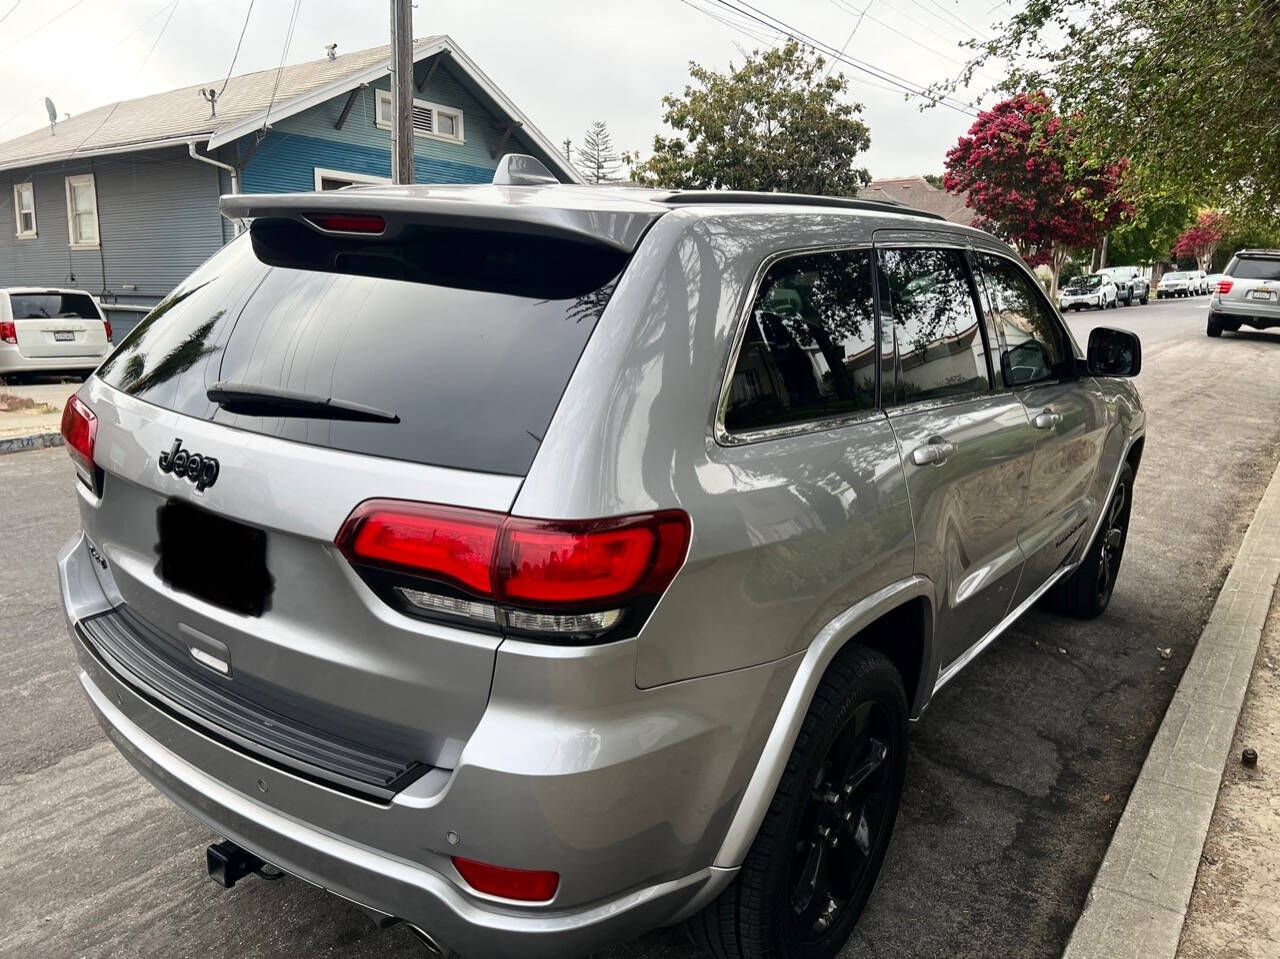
[712,242,881,447]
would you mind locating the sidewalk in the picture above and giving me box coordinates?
[1065,458,1280,959]
[0,381,77,452]
[1176,595,1280,958]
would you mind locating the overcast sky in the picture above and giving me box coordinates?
[0,0,1011,180]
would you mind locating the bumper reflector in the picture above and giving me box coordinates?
[451,856,559,902]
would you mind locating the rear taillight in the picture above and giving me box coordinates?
[1217,278,1233,295]
[0,321,15,344]
[451,857,559,902]
[60,394,98,488]
[336,501,691,642]
[103,319,112,341]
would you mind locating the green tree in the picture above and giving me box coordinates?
[633,41,872,195]
[936,0,1280,218]
[576,121,622,184]
[1108,195,1196,266]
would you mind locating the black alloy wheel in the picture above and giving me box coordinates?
[788,701,899,943]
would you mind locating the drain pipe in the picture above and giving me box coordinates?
[188,139,242,235]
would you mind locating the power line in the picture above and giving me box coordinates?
[0,1,21,27]
[262,0,303,131]
[708,0,979,115]
[909,0,992,42]
[72,0,182,154]
[217,0,256,98]
[0,0,179,133]
[825,0,872,79]
[0,0,87,56]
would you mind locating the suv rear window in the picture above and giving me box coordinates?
[97,231,628,476]
[10,292,101,319]
[1227,256,1280,281]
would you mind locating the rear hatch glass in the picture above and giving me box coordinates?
[1228,256,1280,281]
[11,291,101,319]
[97,226,628,476]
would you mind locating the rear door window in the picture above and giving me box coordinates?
[1227,256,1280,281]
[877,247,991,406]
[10,292,101,319]
[723,249,877,434]
[98,231,628,476]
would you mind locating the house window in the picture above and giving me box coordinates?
[14,182,36,237]
[375,89,464,143]
[64,174,99,248]
[313,167,391,191]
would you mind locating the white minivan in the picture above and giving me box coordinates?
[0,287,112,379]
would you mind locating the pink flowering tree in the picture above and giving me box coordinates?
[1171,211,1226,272]
[943,92,1128,296]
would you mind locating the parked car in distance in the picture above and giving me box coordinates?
[1190,270,1210,294]
[1099,265,1150,305]
[1157,271,1192,298]
[1059,272,1119,310]
[1207,249,1280,337]
[1205,273,1225,293]
[0,287,111,381]
[57,159,1146,959]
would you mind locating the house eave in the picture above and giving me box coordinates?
[0,135,213,174]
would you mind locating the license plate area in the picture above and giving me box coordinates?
[158,499,272,615]
[54,330,75,342]
[1248,289,1275,301]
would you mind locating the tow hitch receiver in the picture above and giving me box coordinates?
[206,839,268,888]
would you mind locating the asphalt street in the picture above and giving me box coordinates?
[3,294,1279,959]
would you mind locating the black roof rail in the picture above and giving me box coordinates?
[657,190,947,222]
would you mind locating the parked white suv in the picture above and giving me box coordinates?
[0,287,112,380]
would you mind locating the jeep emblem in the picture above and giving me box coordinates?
[158,438,220,491]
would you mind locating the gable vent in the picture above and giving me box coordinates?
[411,104,433,135]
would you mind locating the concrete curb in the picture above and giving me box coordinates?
[1063,462,1280,959]
[0,432,64,455]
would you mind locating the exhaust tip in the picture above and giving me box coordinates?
[407,924,449,956]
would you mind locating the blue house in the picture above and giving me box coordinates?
[0,36,578,340]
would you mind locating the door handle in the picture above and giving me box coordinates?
[1033,410,1063,430]
[911,440,955,466]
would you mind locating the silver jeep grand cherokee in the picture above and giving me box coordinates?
[58,157,1145,959]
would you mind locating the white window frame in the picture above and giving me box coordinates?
[14,182,36,238]
[313,167,392,190]
[64,173,100,249]
[374,89,465,144]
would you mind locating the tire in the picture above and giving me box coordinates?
[686,646,908,959]
[1045,462,1134,619]
[1140,295,1149,305]
[1207,317,1223,337]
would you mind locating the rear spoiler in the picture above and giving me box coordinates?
[220,188,664,254]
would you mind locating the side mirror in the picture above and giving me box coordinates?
[1088,327,1141,377]
[1001,339,1052,386]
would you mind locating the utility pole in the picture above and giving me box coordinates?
[389,0,415,184]
[563,138,572,160]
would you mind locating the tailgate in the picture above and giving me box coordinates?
[76,377,519,776]
[15,318,108,358]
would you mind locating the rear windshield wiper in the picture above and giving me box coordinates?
[207,382,400,423]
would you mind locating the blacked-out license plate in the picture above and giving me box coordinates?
[158,499,272,616]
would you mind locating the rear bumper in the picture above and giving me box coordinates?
[59,531,777,957]
[0,344,105,374]
[1210,301,1280,328]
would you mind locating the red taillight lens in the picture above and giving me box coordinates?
[337,501,500,596]
[305,212,386,234]
[0,321,15,344]
[103,319,112,342]
[451,857,559,902]
[1217,278,1233,294]
[499,513,690,607]
[60,394,97,481]
[335,502,691,640]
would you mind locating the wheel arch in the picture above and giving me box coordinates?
[711,576,934,870]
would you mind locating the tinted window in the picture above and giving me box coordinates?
[10,292,101,319]
[976,253,1071,386]
[878,247,990,406]
[98,233,626,476]
[1228,256,1280,281]
[724,250,876,433]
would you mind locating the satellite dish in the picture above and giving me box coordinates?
[45,97,57,135]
